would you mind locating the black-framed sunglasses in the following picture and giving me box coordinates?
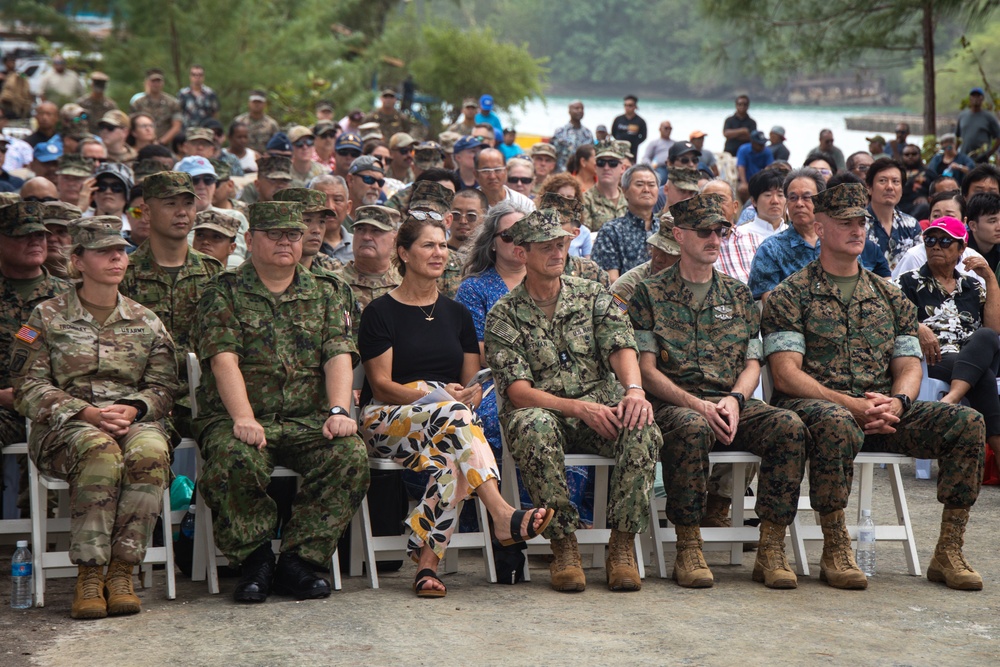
[680,225,731,239]
[358,174,386,187]
[596,158,621,169]
[394,146,413,155]
[318,132,337,139]
[507,176,533,185]
[23,196,59,203]
[673,156,698,166]
[924,235,959,248]
[337,149,362,158]
[96,180,126,194]
[293,139,315,148]
[408,210,443,222]
[494,231,514,243]
[191,175,217,186]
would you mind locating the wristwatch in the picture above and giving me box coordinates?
[329,406,350,418]
[728,392,746,411]
[892,394,912,414]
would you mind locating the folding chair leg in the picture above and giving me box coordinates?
[475,498,497,583]
[331,548,342,591]
[161,488,176,600]
[650,498,669,579]
[889,463,921,576]
[359,496,380,589]
[857,462,875,523]
[28,459,46,607]
[788,514,810,577]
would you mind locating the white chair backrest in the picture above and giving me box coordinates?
[186,352,201,419]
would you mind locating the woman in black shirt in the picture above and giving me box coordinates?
[359,212,553,598]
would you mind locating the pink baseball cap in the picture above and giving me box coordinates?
[924,216,967,243]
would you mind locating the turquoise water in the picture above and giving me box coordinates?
[507,95,906,164]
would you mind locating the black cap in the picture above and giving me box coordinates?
[668,141,701,161]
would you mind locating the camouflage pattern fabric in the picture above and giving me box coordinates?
[670,192,731,230]
[130,92,182,139]
[506,209,572,245]
[610,261,654,304]
[0,269,69,392]
[437,248,466,299]
[581,186,627,233]
[75,95,118,134]
[11,289,177,565]
[233,112,281,154]
[309,253,344,277]
[362,109,410,142]
[564,254,610,289]
[334,261,401,311]
[143,171,195,199]
[193,261,367,566]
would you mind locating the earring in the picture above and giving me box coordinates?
[490,246,496,252]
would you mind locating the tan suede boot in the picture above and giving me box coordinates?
[926,508,983,591]
[550,533,586,592]
[700,493,732,528]
[71,565,107,620]
[605,529,641,591]
[819,510,868,590]
[104,560,142,616]
[673,525,714,588]
[752,520,797,589]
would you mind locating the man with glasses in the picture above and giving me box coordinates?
[176,156,249,267]
[287,126,327,187]
[333,205,401,311]
[475,148,535,211]
[505,157,535,200]
[347,155,387,214]
[582,140,628,232]
[643,121,676,186]
[177,64,219,130]
[846,151,874,181]
[813,129,846,172]
[666,142,703,189]
[332,132,363,180]
[387,133,417,184]
[194,201,368,604]
[552,100,594,173]
[312,120,340,172]
[234,90,280,155]
[451,189,487,253]
[592,164,660,283]
[630,193,808,590]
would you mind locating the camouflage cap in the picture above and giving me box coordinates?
[248,201,306,231]
[144,171,196,199]
[668,167,702,193]
[209,158,231,181]
[56,153,94,178]
[273,187,333,214]
[437,131,461,154]
[133,159,169,182]
[0,201,47,237]
[193,209,241,238]
[506,208,574,245]
[614,140,634,159]
[812,183,869,219]
[594,139,623,160]
[354,205,398,232]
[647,214,680,256]
[538,192,583,227]
[408,180,454,212]
[530,143,557,160]
[0,193,20,206]
[42,201,83,226]
[256,156,293,180]
[414,141,445,167]
[186,127,216,144]
[669,192,732,231]
[70,216,130,250]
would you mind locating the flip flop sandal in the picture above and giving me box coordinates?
[413,568,447,598]
[497,507,555,547]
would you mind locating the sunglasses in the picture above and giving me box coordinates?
[394,146,413,155]
[294,139,315,148]
[680,225,732,239]
[924,235,959,248]
[673,156,698,166]
[357,174,386,187]
[318,132,337,139]
[128,206,143,218]
[451,210,479,222]
[96,181,126,194]
[507,176,533,185]
[902,152,920,157]
[337,149,362,158]
[494,231,514,243]
[596,158,621,169]
[262,229,303,242]
[191,175,217,186]
[408,210,443,222]
[23,196,59,203]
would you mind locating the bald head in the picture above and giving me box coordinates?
[20,177,59,201]
[34,102,59,132]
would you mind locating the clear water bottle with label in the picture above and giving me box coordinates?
[856,509,876,577]
[11,540,33,609]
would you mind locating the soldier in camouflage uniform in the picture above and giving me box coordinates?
[128,69,182,146]
[0,202,70,516]
[334,205,402,311]
[238,156,293,207]
[610,213,681,304]
[763,183,987,591]
[364,89,411,141]
[191,209,240,266]
[485,210,661,593]
[403,180,466,298]
[233,90,281,154]
[630,193,808,590]
[119,172,224,439]
[273,188,345,277]
[194,201,368,603]
[542,192,611,288]
[12,216,178,620]
[581,140,628,232]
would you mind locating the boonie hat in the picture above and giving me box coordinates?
[72,216,130,250]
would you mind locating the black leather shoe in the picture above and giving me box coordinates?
[273,552,331,600]
[233,543,276,603]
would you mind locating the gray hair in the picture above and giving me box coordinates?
[620,163,658,191]
[782,167,826,197]
[307,174,347,190]
[462,199,530,279]
[699,178,736,201]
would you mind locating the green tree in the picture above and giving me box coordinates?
[903,24,1000,119]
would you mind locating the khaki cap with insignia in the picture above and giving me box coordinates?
[0,201,47,237]
[42,201,83,226]
[668,167,702,193]
[144,171,196,199]
[812,183,869,219]
[670,193,732,231]
[530,143,557,159]
[248,201,306,231]
[354,205,398,232]
[538,192,583,227]
[98,109,130,128]
[408,181,454,211]
[56,154,94,178]
[594,139,623,160]
[71,216,130,250]
[256,156,293,180]
[193,210,241,238]
[506,208,574,245]
[186,127,216,144]
[273,187,333,214]
[648,214,680,256]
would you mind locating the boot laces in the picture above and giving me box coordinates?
[81,567,104,598]
[679,545,708,571]
[553,540,580,570]
[609,537,636,569]
[105,562,134,595]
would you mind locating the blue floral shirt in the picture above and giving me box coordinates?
[591,210,659,275]
[866,205,922,271]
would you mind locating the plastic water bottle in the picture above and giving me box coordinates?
[180,505,196,540]
[856,509,876,577]
[11,540,33,609]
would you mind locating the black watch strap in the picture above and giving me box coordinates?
[728,392,746,411]
[893,394,912,413]
[329,406,349,417]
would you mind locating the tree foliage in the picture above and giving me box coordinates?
[903,24,1000,114]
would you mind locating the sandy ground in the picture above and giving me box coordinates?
[3,462,999,667]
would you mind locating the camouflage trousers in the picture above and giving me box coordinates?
[198,416,369,568]
[706,462,758,501]
[655,399,807,527]
[774,398,985,512]
[503,407,661,539]
[30,420,171,566]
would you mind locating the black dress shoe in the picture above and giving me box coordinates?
[273,552,331,600]
[233,543,276,603]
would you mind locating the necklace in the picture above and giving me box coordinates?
[416,296,438,322]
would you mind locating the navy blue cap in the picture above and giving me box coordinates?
[454,135,486,153]
[335,132,363,152]
[266,132,292,153]
[971,87,986,96]
[750,130,767,144]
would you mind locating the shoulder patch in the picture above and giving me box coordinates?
[612,293,629,314]
[15,325,42,349]
[488,319,519,345]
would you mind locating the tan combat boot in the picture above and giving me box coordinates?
[550,533,586,592]
[71,565,107,620]
[605,529,641,591]
[673,525,714,588]
[752,520,797,589]
[819,510,868,590]
[104,560,142,616]
[926,508,983,591]
[700,493,732,528]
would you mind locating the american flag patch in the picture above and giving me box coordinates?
[15,325,39,344]
[612,294,629,313]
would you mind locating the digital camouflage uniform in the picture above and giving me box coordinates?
[763,187,984,513]
[438,248,465,298]
[610,261,654,304]
[193,202,369,567]
[581,140,628,232]
[485,212,661,539]
[334,261,401,312]
[233,112,280,154]
[564,254,610,288]
[363,108,410,142]
[629,194,807,527]
[75,94,118,135]
[129,92,182,139]
[11,217,178,566]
